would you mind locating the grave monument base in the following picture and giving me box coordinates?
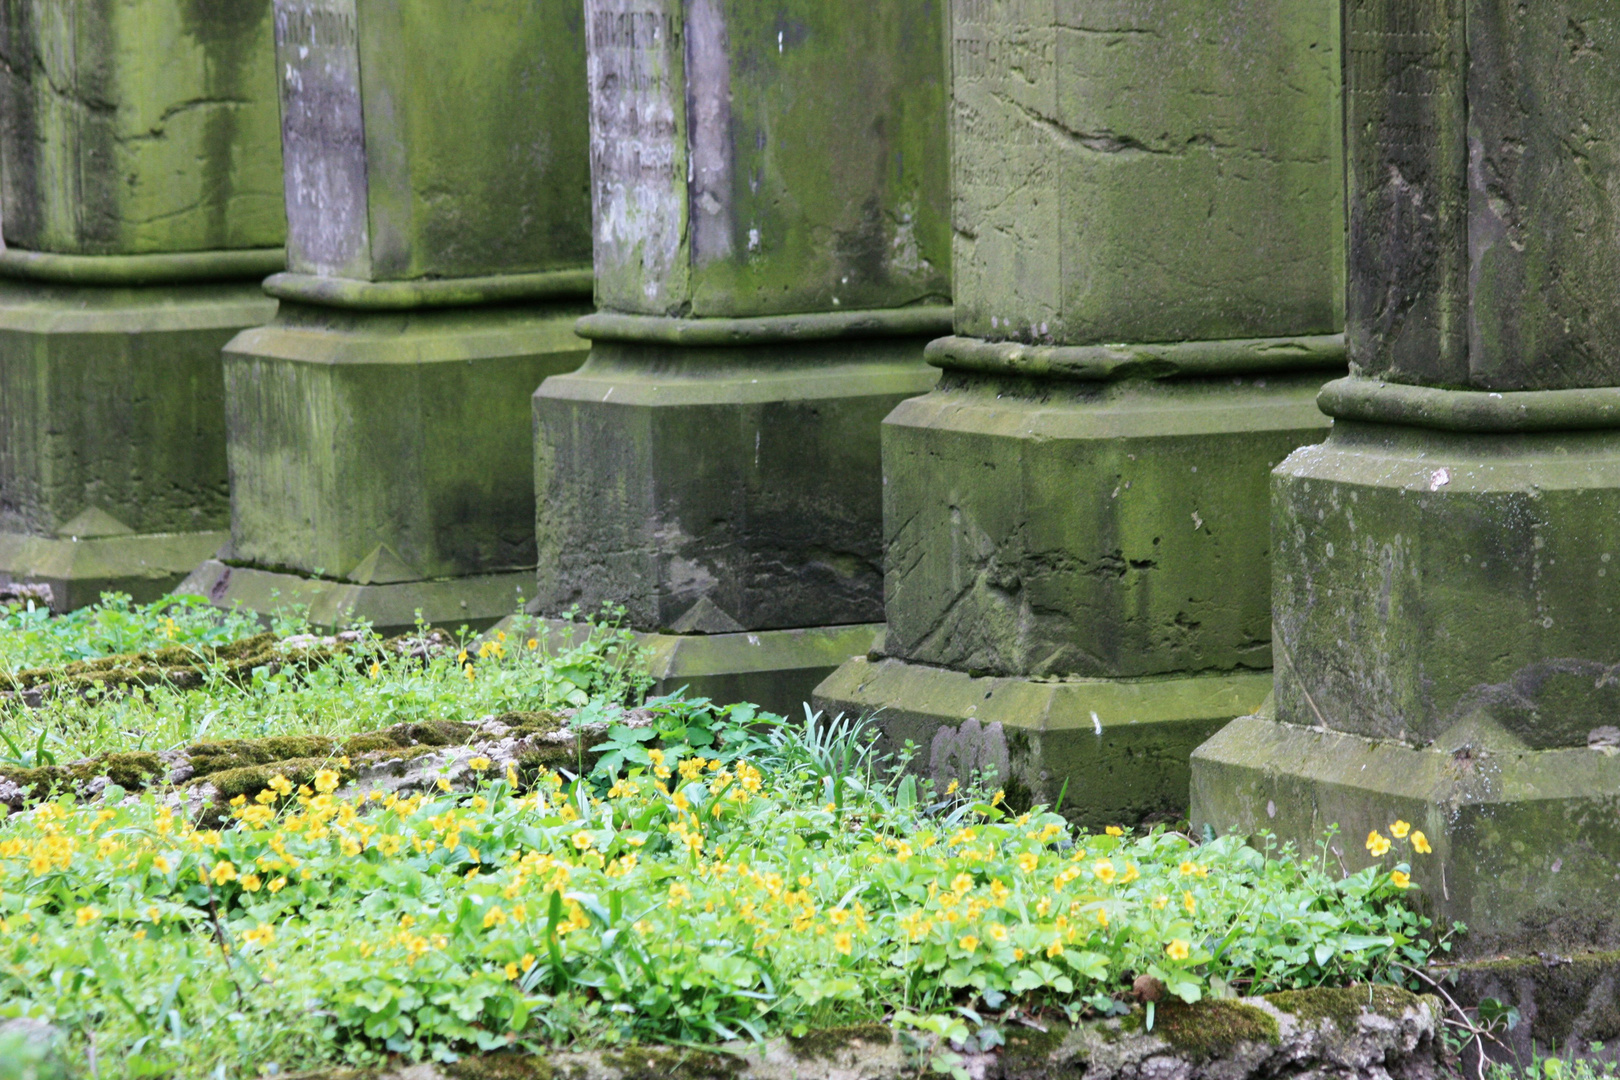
[0,251,282,610]
[193,278,592,632]
[814,652,1271,830]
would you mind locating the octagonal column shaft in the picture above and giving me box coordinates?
[530,0,951,714]
[815,0,1348,828]
[0,0,284,610]
[1192,1,1620,982]
[181,1,593,633]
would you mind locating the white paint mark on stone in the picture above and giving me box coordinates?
[1266,799,1276,818]
[778,29,783,53]
[1429,467,1451,491]
[1191,510,1204,530]
[1091,711,1102,736]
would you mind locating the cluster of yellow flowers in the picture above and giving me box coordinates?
[1364,819,1431,890]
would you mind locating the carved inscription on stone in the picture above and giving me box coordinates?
[950,0,1061,339]
[1343,0,1467,384]
[275,0,369,278]
[586,0,687,313]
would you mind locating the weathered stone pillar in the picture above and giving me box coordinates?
[182,1,592,632]
[0,1,283,610]
[532,1,950,713]
[815,0,1347,827]
[1193,2,1620,963]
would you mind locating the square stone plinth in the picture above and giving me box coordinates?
[0,279,274,609]
[881,371,1334,680]
[1271,422,1620,748]
[222,301,590,593]
[532,338,939,634]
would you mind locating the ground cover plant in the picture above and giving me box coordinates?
[0,596,649,766]
[0,595,1447,1078]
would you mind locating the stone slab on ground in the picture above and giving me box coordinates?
[494,616,881,720]
[1192,709,1620,959]
[179,560,533,636]
[279,988,1442,1080]
[815,655,1271,830]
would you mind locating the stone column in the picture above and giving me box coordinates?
[1193,1,1620,967]
[0,0,283,610]
[531,0,951,714]
[815,0,1347,828]
[182,1,593,633]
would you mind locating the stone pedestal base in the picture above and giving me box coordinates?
[813,653,1271,829]
[497,616,882,719]
[1192,709,1620,960]
[0,530,229,611]
[212,294,590,626]
[0,269,279,611]
[179,559,531,635]
[532,309,947,634]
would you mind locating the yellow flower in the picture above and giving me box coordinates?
[572,831,594,851]
[991,789,1005,806]
[1152,895,1169,910]
[1105,826,1124,837]
[152,855,171,875]
[463,664,476,682]
[667,883,692,908]
[1166,939,1190,961]
[211,860,237,886]
[1366,830,1391,857]
[1093,859,1117,885]
[1390,870,1411,889]
[1120,863,1140,884]
[369,662,380,679]
[951,872,974,895]
[75,906,100,927]
[527,638,539,650]
[958,934,980,952]
[1096,908,1109,928]
[483,906,508,929]
[945,779,959,796]
[1045,940,1064,958]
[1182,891,1197,915]
[313,769,340,794]
[522,952,536,970]
[1017,852,1039,873]
[268,876,288,894]
[989,923,1009,943]
[241,873,263,893]
[469,757,492,772]
[229,794,247,808]
[505,962,520,980]
[1179,860,1197,876]
[834,931,853,955]
[1390,820,1411,839]
[242,924,275,947]
[1411,831,1432,854]
[268,775,294,797]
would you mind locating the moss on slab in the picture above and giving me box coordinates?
[1138,999,1280,1062]
[786,1022,893,1060]
[999,1022,1075,1075]
[601,1047,741,1080]
[446,1054,557,1079]
[0,751,167,803]
[1265,984,1422,1036]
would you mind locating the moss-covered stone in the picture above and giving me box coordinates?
[1265,985,1421,1036]
[786,1023,893,1060]
[1138,1000,1280,1063]
[600,1048,741,1080]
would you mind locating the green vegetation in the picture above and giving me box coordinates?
[0,596,1447,1078]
